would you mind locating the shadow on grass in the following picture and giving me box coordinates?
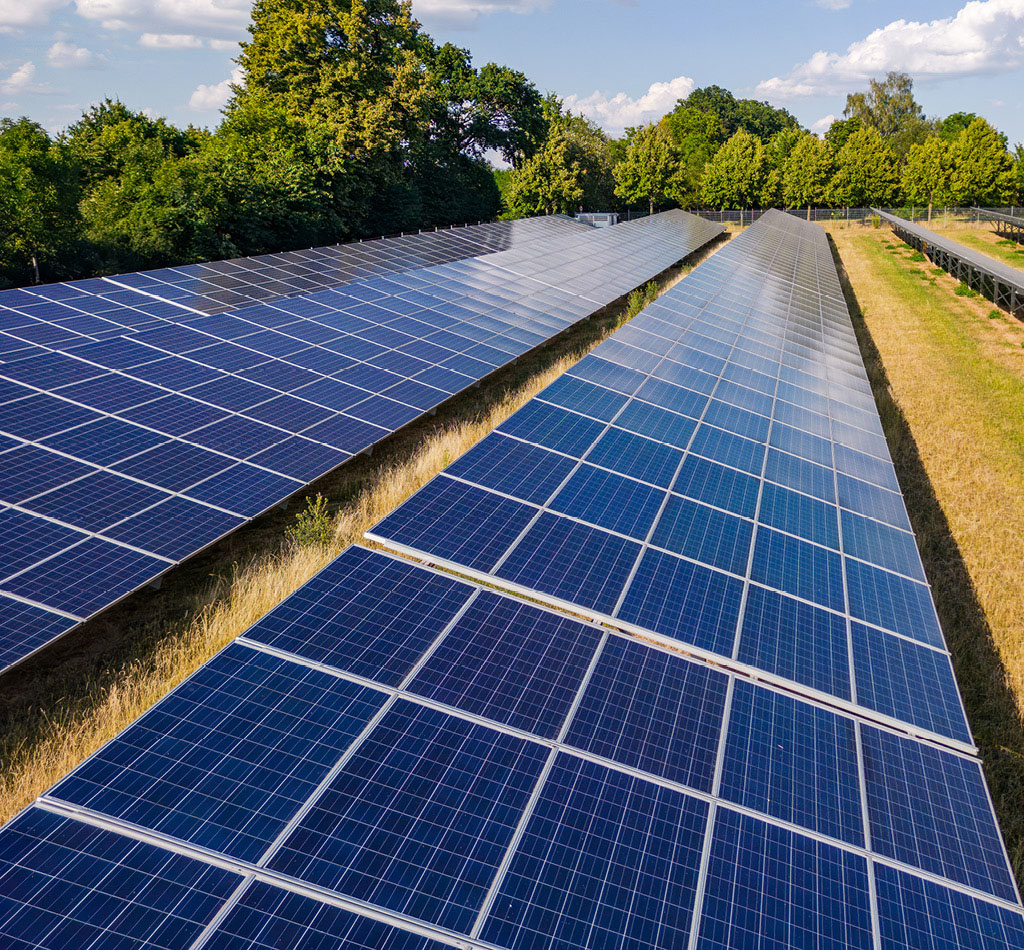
[829,234,1024,886]
[0,233,729,781]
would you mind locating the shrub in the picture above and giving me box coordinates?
[286,493,335,546]
[955,283,978,298]
[909,251,926,262]
[989,309,1002,320]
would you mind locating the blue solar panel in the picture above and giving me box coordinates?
[737,584,851,699]
[244,546,474,685]
[862,726,1016,901]
[0,211,722,671]
[851,621,970,743]
[267,700,549,932]
[696,808,874,950]
[549,465,665,538]
[720,681,863,845]
[479,754,708,950]
[204,882,450,950]
[408,591,602,737]
[563,635,727,790]
[52,642,386,862]
[874,863,1024,950]
[0,807,240,949]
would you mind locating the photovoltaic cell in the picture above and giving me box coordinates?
[51,642,386,863]
[696,808,874,950]
[563,635,727,791]
[267,700,549,932]
[479,755,708,950]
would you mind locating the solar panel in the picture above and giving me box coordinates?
[4,210,1021,948]
[4,544,1018,949]
[0,211,723,672]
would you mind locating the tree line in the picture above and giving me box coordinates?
[3,0,1023,290]
[1,0,545,288]
[505,74,1024,218]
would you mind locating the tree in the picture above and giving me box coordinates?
[614,123,675,214]
[902,137,953,219]
[700,130,764,208]
[938,112,978,142]
[661,107,720,206]
[760,128,802,207]
[1015,145,1024,206]
[829,127,899,207]
[506,99,614,216]
[948,118,1015,206]
[824,116,861,153]
[844,72,931,158]
[783,133,833,215]
[423,43,544,166]
[675,85,799,141]
[0,118,81,286]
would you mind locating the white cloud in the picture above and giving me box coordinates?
[74,0,251,36]
[140,32,204,48]
[564,75,695,135]
[47,41,103,68]
[411,0,548,26]
[758,0,1024,99]
[816,0,851,9]
[0,0,68,30]
[209,38,237,50]
[0,62,57,95]
[188,65,242,111]
[811,113,837,134]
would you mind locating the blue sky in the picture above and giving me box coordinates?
[2,0,1023,145]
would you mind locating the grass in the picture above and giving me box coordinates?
[830,227,1024,885]
[0,236,727,827]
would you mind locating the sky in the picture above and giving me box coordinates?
[1,0,1023,145]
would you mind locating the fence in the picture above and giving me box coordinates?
[683,207,1018,227]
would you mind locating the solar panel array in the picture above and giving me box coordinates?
[0,209,1020,949]
[0,210,722,673]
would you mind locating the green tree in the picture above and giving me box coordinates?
[844,71,932,158]
[938,112,978,142]
[782,133,833,215]
[700,129,765,208]
[0,118,81,286]
[675,85,799,141]
[948,118,1015,206]
[1014,145,1024,205]
[824,116,861,153]
[828,126,899,207]
[614,123,675,214]
[902,136,953,219]
[760,128,802,207]
[660,107,720,206]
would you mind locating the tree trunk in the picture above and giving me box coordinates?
[649,197,654,216]
[31,254,40,285]
[806,206,811,221]
[928,200,933,223]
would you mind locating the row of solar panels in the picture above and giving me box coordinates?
[0,211,724,672]
[876,209,1024,289]
[0,209,1020,949]
[1,544,1020,949]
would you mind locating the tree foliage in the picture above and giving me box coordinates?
[614,123,675,214]
[700,130,765,208]
[843,71,932,158]
[829,127,899,207]
[902,136,953,216]
[948,117,1016,206]
[783,133,832,211]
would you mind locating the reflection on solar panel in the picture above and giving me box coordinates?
[2,544,1020,949]
[3,211,1020,949]
[877,209,1024,317]
[0,210,723,672]
[355,209,1024,942]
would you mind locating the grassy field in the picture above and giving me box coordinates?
[0,238,726,826]
[830,226,1024,883]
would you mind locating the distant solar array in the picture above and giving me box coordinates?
[0,210,722,672]
[972,206,1024,243]
[0,209,1020,949]
[877,208,1024,317]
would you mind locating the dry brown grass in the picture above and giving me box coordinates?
[0,235,729,825]
[830,226,1024,882]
